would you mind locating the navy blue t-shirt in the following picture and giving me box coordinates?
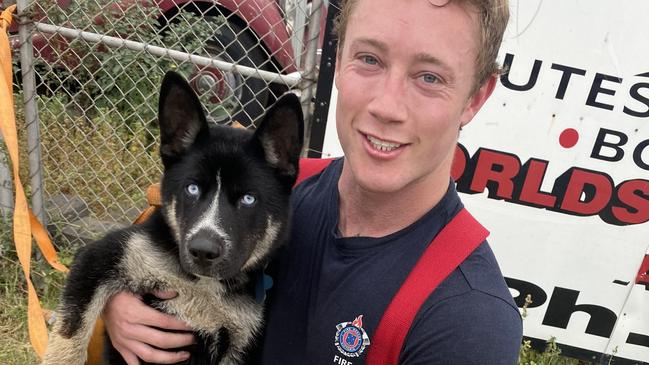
[257,159,523,364]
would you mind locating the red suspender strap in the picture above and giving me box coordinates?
[295,157,334,186]
[293,158,487,364]
[365,208,489,365]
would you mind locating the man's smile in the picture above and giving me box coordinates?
[365,134,403,152]
[362,132,409,155]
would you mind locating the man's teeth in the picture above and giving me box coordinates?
[367,135,401,152]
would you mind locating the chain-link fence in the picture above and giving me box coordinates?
[1,0,326,248]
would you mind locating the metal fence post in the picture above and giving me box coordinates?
[288,0,308,69]
[300,0,323,153]
[1,0,16,219]
[17,0,46,224]
[0,143,12,219]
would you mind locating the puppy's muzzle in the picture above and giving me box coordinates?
[188,237,224,268]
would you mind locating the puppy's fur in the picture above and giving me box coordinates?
[41,71,304,364]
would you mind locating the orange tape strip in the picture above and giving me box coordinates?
[0,5,67,359]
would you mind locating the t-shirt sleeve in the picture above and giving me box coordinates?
[399,289,523,365]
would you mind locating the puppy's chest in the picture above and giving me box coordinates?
[118,232,196,290]
[117,233,262,332]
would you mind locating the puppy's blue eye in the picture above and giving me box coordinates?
[240,194,256,207]
[186,184,200,197]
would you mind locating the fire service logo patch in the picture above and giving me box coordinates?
[334,315,371,357]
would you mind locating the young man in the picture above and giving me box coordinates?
[103,0,523,363]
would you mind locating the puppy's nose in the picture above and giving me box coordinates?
[188,239,222,264]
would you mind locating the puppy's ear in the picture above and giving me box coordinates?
[158,71,209,165]
[253,93,304,178]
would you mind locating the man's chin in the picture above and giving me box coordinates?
[353,173,407,195]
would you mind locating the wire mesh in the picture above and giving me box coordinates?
[6,0,324,248]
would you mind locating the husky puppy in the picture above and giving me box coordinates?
[41,71,304,365]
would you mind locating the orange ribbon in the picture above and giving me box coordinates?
[0,5,69,359]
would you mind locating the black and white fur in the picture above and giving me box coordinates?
[41,71,304,365]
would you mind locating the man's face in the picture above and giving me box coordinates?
[335,0,495,195]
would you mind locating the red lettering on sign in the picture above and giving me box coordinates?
[611,179,649,225]
[454,143,649,225]
[558,168,613,215]
[636,255,649,285]
[518,159,557,208]
[469,148,521,199]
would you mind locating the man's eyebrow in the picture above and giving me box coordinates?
[414,52,457,83]
[349,38,389,53]
[415,53,445,67]
[415,53,454,74]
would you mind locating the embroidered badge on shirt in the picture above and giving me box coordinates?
[334,315,371,357]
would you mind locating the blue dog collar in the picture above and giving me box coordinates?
[254,270,274,303]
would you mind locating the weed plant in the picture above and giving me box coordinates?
[0,217,72,365]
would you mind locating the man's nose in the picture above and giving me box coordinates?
[366,72,408,123]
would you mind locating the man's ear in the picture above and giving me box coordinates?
[158,71,209,166]
[253,93,304,178]
[459,74,498,128]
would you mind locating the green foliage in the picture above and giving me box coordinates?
[517,294,590,365]
[35,92,161,219]
[0,216,73,365]
[35,0,221,126]
[518,338,581,365]
[22,0,227,224]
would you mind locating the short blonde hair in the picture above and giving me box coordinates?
[333,0,510,90]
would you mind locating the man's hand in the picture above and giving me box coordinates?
[103,291,195,365]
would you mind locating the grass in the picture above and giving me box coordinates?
[519,338,585,365]
[36,93,161,213]
[517,295,592,365]
[0,252,39,365]
[0,217,72,365]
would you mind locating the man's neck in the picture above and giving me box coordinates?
[337,166,449,238]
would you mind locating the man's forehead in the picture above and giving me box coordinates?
[349,0,479,31]
[344,1,479,58]
[352,0,472,11]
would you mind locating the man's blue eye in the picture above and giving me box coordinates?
[422,74,438,84]
[363,55,378,65]
[186,184,200,197]
[240,194,256,207]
